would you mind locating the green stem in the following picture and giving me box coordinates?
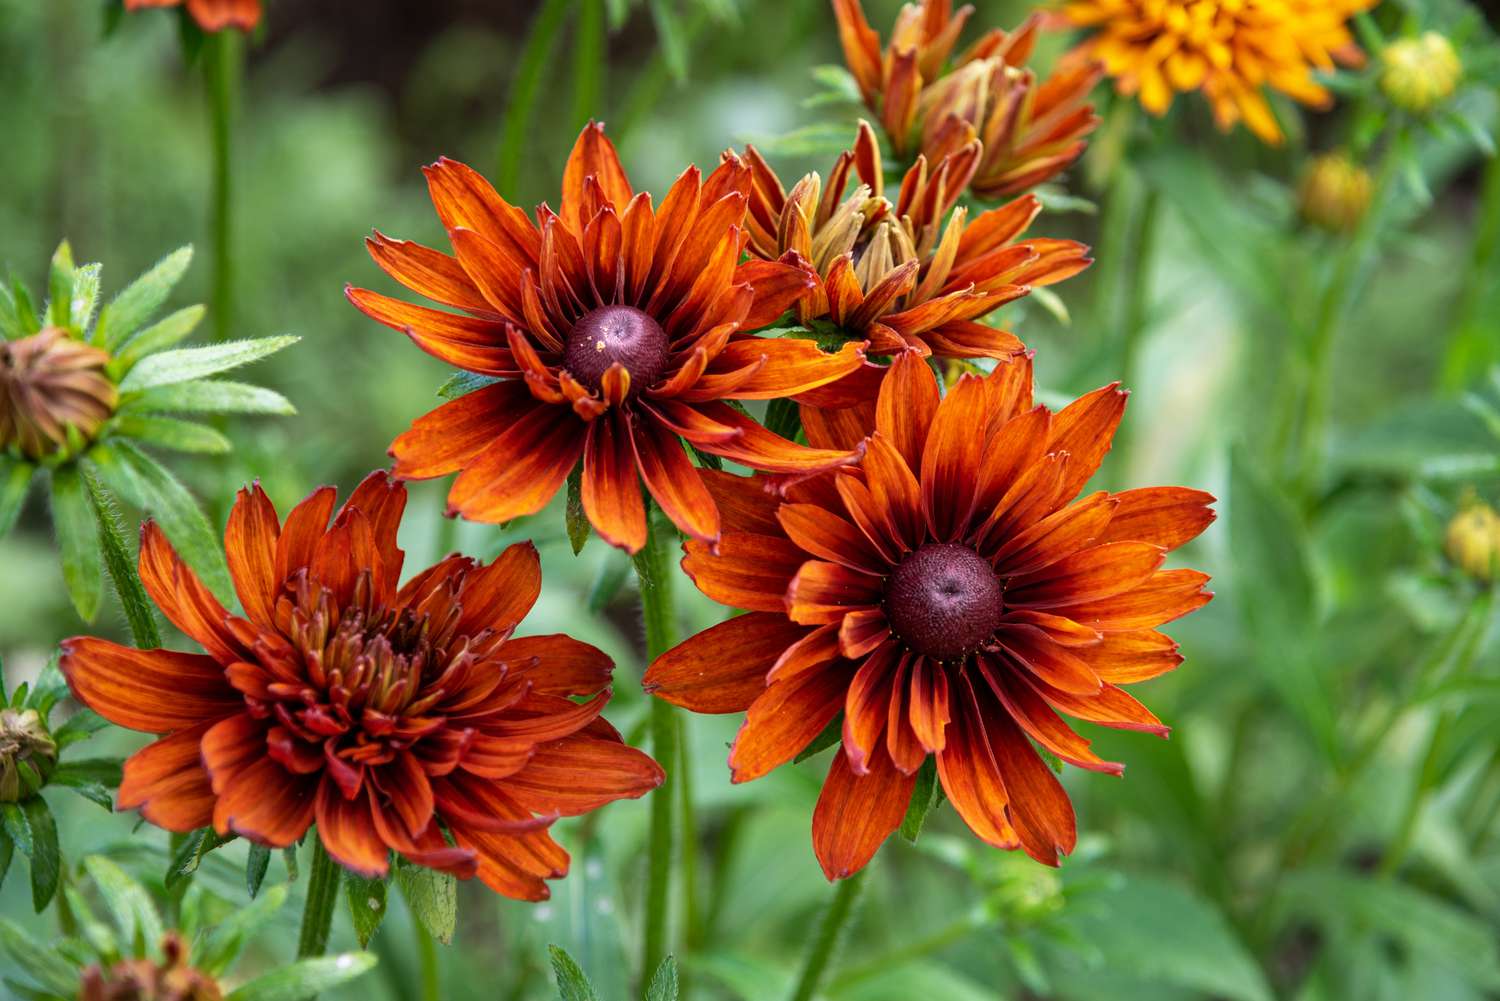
[787,869,867,1001]
[572,0,605,131]
[415,920,441,1001]
[84,472,160,649]
[204,30,240,343]
[634,512,679,989]
[675,712,700,990]
[1119,187,1161,390]
[497,0,572,195]
[297,838,341,960]
[1378,589,1494,875]
[1293,129,1403,488]
[828,911,980,991]
[1440,150,1500,391]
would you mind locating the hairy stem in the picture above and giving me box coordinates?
[297,837,342,961]
[204,30,240,342]
[634,511,679,989]
[787,868,867,1001]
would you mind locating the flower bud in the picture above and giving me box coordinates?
[77,932,224,1001]
[0,708,58,803]
[0,327,117,460]
[1445,499,1500,583]
[1299,153,1374,234]
[1381,33,1462,114]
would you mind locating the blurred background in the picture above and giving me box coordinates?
[2,0,1500,998]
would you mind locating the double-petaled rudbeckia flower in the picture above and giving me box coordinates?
[124,0,260,32]
[61,473,663,899]
[349,123,865,553]
[833,1,1101,199]
[740,122,1090,404]
[645,354,1213,878]
[1055,0,1374,144]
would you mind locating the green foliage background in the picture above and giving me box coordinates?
[2,0,1499,998]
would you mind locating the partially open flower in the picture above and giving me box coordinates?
[349,122,864,554]
[122,0,260,33]
[1381,32,1463,114]
[77,932,222,1001]
[1057,0,1374,145]
[1298,152,1373,234]
[740,122,1090,403]
[646,353,1214,877]
[62,472,663,899]
[834,1,1099,197]
[1445,498,1500,583]
[0,707,57,804]
[0,328,116,461]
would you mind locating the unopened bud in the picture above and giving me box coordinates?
[1381,33,1462,114]
[0,708,57,803]
[0,327,117,460]
[1299,153,1373,234]
[1445,500,1500,583]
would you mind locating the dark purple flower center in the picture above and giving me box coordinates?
[885,543,1004,660]
[564,305,669,395]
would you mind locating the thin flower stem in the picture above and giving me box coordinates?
[297,837,342,960]
[828,911,982,991]
[1440,149,1500,390]
[1111,185,1161,484]
[1293,127,1403,489]
[634,511,679,989]
[787,868,867,1001]
[497,0,571,195]
[415,920,441,1001]
[676,712,701,970]
[84,473,160,649]
[1378,588,1495,875]
[204,30,241,343]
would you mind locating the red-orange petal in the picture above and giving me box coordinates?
[812,746,915,880]
[448,400,585,524]
[645,611,810,713]
[729,662,854,782]
[60,638,239,733]
[117,723,218,832]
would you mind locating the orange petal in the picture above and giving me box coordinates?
[682,533,808,613]
[389,380,537,480]
[580,412,646,552]
[448,401,586,525]
[500,634,614,697]
[562,122,634,232]
[455,541,542,638]
[501,733,663,816]
[1099,487,1216,550]
[729,663,854,782]
[645,611,811,713]
[812,745,915,880]
[117,723,218,832]
[633,415,720,544]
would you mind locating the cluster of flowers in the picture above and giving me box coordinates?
[14,0,1415,952]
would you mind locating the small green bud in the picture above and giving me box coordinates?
[1299,152,1374,234]
[0,707,58,803]
[1446,499,1500,583]
[1381,33,1462,114]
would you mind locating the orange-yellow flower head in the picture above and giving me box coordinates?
[1057,0,1374,144]
[123,0,261,32]
[834,1,1102,198]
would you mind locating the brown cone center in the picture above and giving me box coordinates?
[885,543,1004,660]
[563,305,669,396]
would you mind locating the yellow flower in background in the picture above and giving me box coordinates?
[1057,0,1375,144]
[1446,498,1500,583]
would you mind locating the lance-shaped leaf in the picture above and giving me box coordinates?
[118,335,298,392]
[50,465,102,621]
[95,245,193,350]
[225,953,378,1001]
[111,305,207,372]
[119,380,295,416]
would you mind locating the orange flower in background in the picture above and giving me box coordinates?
[645,354,1214,878]
[123,0,261,32]
[740,122,1090,404]
[1055,0,1374,144]
[349,123,864,554]
[61,473,662,900]
[833,1,1101,198]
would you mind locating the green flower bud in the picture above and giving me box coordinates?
[1446,499,1500,583]
[1381,33,1462,114]
[0,707,58,803]
[1299,153,1374,234]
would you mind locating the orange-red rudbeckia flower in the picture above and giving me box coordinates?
[348,123,864,554]
[644,353,1214,877]
[124,0,260,32]
[60,472,663,900]
[740,122,1090,405]
[1055,0,1374,145]
[833,1,1101,199]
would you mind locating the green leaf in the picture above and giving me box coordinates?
[794,713,844,763]
[83,854,164,953]
[23,797,60,912]
[96,246,193,350]
[54,709,110,749]
[110,305,207,372]
[23,653,67,717]
[548,945,601,1001]
[436,370,499,401]
[50,465,103,622]
[46,241,76,329]
[197,883,288,975]
[0,918,77,994]
[0,460,34,539]
[0,281,22,340]
[165,828,232,891]
[566,466,590,555]
[10,277,40,336]
[84,471,163,649]
[647,0,687,81]
[764,398,801,441]
[396,863,457,945]
[110,415,231,454]
[246,843,272,899]
[645,956,680,1001]
[345,874,388,948]
[224,953,378,1001]
[113,442,232,602]
[0,827,11,892]
[49,759,121,811]
[118,335,298,392]
[899,758,938,843]
[69,263,102,333]
[120,379,295,416]
[496,0,571,193]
